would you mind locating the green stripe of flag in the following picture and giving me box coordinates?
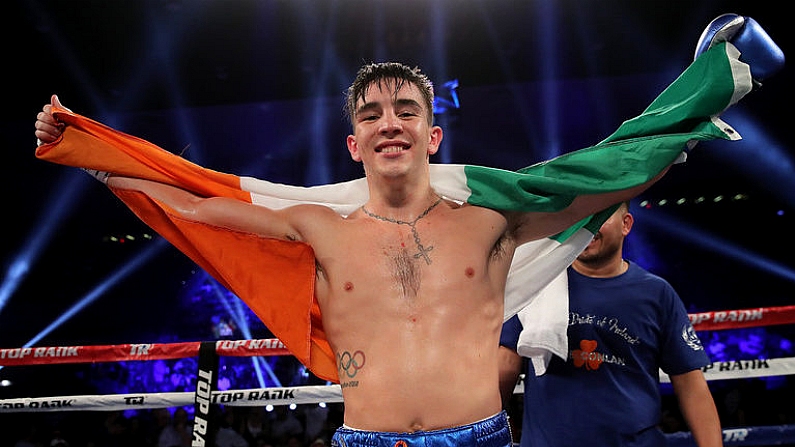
[462,42,750,241]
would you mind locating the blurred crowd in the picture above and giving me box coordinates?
[7,403,344,447]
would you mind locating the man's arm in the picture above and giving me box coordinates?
[670,369,724,447]
[498,345,522,411]
[510,168,668,244]
[35,95,67,145]
[108,176,305,242]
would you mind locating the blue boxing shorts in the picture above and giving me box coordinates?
[330,411,512,447]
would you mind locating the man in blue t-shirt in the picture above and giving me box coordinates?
[499,202,723,447]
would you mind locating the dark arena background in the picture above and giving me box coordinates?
[2,1,794,446]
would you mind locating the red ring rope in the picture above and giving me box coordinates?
[0,338,289,367]
[2,305,794,367]
[689,305,795,331]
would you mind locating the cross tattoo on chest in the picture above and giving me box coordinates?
[409,225,433,264]
[361,197,443,265]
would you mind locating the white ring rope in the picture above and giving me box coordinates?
[4,354,795,413]
[0,385,343,413]
[0,305,794,445]
[1,305,794,416]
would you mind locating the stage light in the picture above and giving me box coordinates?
[0,238,169,374]
[718,110,795,211]
[0,171,88,317]
[207,279,278,387]
[635,206,795,283]
[23,238,168,348]
[433,79,460,115]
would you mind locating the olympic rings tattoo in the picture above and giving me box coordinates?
[337,350,366,378]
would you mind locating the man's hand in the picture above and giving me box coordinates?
[34,94,67,145]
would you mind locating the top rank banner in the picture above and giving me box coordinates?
[689,305,795,331]
[0,339,290,366]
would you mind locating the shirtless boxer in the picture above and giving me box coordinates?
[33,13,781,445]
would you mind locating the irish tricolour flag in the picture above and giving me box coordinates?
[36,42,752,382]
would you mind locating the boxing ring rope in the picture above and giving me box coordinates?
[687,305,795,331]
[0,338,291,367]
[2,304,795,446]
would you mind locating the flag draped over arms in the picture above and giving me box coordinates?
[35,42,751,381]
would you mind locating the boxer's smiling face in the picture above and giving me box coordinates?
[346,80,442,180]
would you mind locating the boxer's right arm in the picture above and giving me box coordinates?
[108,176,306,243]
[35,95,68,145]
[35,95,112,184]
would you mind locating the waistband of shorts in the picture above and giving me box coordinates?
[471,411,509,439]
[332,411,509,447]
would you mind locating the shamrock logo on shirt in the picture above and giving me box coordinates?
[572,339,602,370]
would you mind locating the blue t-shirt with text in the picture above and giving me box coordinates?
[501,262,710,447]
